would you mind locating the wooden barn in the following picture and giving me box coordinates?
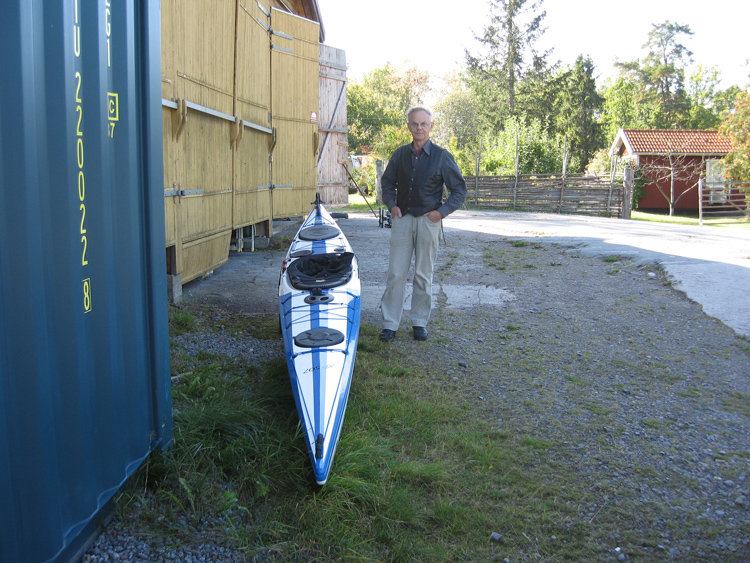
[161,0,348,293]
[609,129,732,213]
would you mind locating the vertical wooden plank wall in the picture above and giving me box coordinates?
[318,45,349,205]
[161,0,178,254]
[270,8,320,218]
[233,1,274,228]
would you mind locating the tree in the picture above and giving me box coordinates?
[642,21,693,119]
[346,63,430,156]
[432,72,483,173]
[598,76,661,143]
[685,66,742,130]
[554,56,604,172]
[480,115,564,175]
[615,21,694,128]
[719,89,750,181]
[686,65,723,129]
[637,149,707,216]
[465,0,551,131]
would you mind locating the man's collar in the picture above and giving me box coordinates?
[411,140,432,154]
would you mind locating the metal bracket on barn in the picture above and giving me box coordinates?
[164,183,204,201]
[270,29,294,55]
[256,2,270,19]
[162,98,272,144]
[232,118,244,147]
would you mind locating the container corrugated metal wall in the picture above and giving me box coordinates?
[0,1,172,562]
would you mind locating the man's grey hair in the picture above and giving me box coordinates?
[406,105,434,122]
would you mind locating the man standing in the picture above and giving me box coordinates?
[379,105,467,342]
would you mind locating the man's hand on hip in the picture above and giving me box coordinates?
[425,210,443,223]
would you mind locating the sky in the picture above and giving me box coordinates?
[317,0,749,92]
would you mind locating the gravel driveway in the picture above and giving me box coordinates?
[352,214,750,559]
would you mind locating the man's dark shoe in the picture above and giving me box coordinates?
[379,329,396,342]
[413,326,428,341]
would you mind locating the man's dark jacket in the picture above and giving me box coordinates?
[381,140,467,218]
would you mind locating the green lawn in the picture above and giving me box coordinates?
[632,210,750,229]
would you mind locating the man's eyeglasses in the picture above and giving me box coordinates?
[408,121,431,129]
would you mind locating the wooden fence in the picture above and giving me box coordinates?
[463,174,627,217]
[698,179,750,224]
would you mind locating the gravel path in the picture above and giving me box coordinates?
[84,221,750,562]
[366,230,750,560]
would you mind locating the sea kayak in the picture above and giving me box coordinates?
[278,195,361,485]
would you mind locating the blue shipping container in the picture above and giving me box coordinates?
[0,1,172,562]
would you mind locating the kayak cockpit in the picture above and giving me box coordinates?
[286,252,354,290]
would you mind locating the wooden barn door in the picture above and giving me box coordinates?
[317,45,349,205]
[232,1,275,241]
[269,8,320,218]
[161,0,236,285]
[160,1,321,290]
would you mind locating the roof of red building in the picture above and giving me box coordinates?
[610,129,732,157]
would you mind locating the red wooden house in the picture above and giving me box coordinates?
[609,129,732,211]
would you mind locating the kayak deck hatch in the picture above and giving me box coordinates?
[293,327,345,348]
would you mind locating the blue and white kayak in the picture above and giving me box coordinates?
[278,195,361,486]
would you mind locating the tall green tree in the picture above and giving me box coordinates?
[598,76,661,143]
[615,21,694,128]
[719,89,750,181]
[433,73,481,150]
[686,65,724,129]
[465,0,552,132]
[481,114,564,175]
[686,66,742,129]
[346,63,430,156]
[554,56,604,172]
[432,72,482,173]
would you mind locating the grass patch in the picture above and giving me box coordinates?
[632,210,750,229]
[244,314,282,340]
[169,307,197,335]
[339,191,379,214]
[641,419,665,429]
[145,321,579,560]
[584,403,612,416]
[170,303,280,341]
[123,305,748,562]
[482,242,545,274]
[679,386,703,398]
[722,391,750,417]
[564,374,587,385]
